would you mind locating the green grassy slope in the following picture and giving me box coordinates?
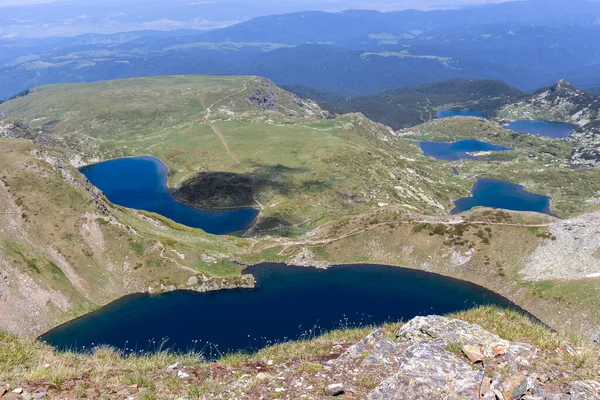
[1,75,600,339]
[0,138,255,336]
[0,75,473,235]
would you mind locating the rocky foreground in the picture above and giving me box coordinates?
[1,308,598,399]
[217,315,598,400]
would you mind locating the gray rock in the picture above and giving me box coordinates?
[325,383,344,396]
[368,341,482,400]
[362,338,399,366]
[502,374,528,399]
[166,362,179,374]
[398,315,536,359]
[535,388,571,400]
[336,329,384,362]
[31,393,47,399]
[570,380,600,400]
[187,276,199,286]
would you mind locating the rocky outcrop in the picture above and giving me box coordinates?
[496,81,600,127]
[496,81,600,167]
[363,316,537,399]
[152,273,256,294]
[248,80,278,111]
[0,119,49,146]
[287,247,331,269]
[324,315,591,400]
[571,121,600,167]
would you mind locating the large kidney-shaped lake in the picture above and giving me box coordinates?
[80,156,258,235]
[40,263,520,357]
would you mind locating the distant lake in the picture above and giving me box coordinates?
[40,263,519,357]
[437,110,487,119]
[504,120,578,139]
[420,139,513,161]
[80,156,258,235]
[451,179,553,216]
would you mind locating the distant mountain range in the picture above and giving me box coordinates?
[2,0,600,99]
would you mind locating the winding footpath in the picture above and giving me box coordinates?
[199,79,265,235]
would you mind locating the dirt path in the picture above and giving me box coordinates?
[200,78,265,234]
[250,215,553,253]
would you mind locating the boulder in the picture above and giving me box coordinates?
[570,381,600,400]
[368,341,483,400]
[398,315,536,360]
[325,383,345,396]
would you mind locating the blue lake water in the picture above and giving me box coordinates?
[420,139,513,161]
[451,179,553,216]
[39,263,520,357]
[503,120,578,139]
[437,110,487,119]
[80,156,258,235]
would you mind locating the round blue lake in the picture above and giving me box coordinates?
[39,263,521,357]
[420,139,513,161]
[437,110,487,119]
[451,179,553,216]
[80,156,259,235]
[504,120,578,139]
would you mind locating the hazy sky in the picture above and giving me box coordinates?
[0,0,515,9]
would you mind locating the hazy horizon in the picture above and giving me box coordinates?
[0,0,518,10]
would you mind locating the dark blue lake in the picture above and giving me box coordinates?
[504,120,578,139]
[420,139,513,161]
[451,179,553,216]
[80,156,258,235]
[437,110,487,119]
[40,263,519,357]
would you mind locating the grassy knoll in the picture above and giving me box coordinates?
[0,76,471,233]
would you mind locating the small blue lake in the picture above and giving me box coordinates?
[420,139,513,161]
[451,179,553,216]
[80,156,258,235]
[504,120,578,139]
[437,110,487,119]
[40,263,520,357]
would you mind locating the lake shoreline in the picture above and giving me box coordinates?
[79,155,259,235]
[38,262,549,356]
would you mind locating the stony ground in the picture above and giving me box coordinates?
[0,307,599,399]
[522,210,600,281]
